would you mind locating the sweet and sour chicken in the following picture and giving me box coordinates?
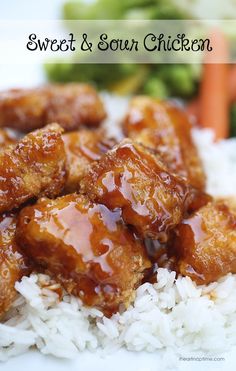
[63,129,116,192]
[17,194,150,316]
[169,200,236,284]
[81,139,201,241]
[0,123,66,214]
[0,84,106,132]
[123,96,206,191]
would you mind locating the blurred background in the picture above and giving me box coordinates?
[1,0,236,138]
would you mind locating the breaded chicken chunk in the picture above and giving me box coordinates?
[63,129,116,192]
[0,123,66,213]
[0,213,30,316]
[81,139,197,241]
[0,84,106,132]
[16,194,150,316]
[170,200,236,284]
[123,97,206,191]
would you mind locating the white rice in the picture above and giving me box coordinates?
[1,94,236,362]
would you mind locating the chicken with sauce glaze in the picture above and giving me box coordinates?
[0,123,66,213]
[169,200,236,284]
[63,129,116,192]
[81,139,200,241]
[16,193,151,316]
[0,84,106,132]
[123,96,206,191]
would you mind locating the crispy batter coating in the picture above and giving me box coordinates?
[16,194,150,316]
[0,123,67,213]
[81,139,196,241]
[123,97,206,190]
[0,213,30,316]
[170,200,236,284]
[0,84,106,132]
[63,130,116,192]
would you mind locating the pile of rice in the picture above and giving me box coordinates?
[1,94,236,362]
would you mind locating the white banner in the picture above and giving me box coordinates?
[0,20,235,64]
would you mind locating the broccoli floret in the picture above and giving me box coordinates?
[165,65,196,97]
[143,77,169,98]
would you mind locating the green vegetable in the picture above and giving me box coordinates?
[45,63,141,89]
[64,0,125,20]
[143,76,169,98]
[125,3,189,20]
[157,65,197,97]
[63,0,190,20]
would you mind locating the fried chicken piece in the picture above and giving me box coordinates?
[170,200,236,284]
[0,213,30,316]
[81,139,197,241]
[63,129,116,192]
[123,97,206,191]
[0,123,66,213]
[0,84,106,132]
[16,193,150,316]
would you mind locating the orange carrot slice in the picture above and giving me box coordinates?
[199,28,230,140]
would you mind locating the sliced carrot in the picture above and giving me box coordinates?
[199,29,230,140]
[229,64,236,102]
[186,63,236,125]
